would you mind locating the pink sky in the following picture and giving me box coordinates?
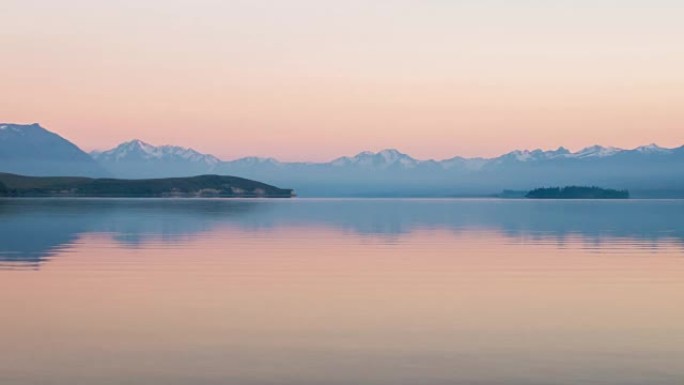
[2,1,683,161]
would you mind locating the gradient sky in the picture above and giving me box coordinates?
[2,0,683,161]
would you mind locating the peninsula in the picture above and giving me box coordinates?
[0,173,294,198]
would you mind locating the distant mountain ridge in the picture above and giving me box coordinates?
[330,149,420,169]
[1,123,683,197]
[93,140,684,170]
[92,139,684,197]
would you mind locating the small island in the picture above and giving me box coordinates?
[525,186,629,199]
[0,173,294,198]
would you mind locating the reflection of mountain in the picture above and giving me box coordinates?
[0,212,81,268]
[0,199,268,267]
[1,199,683,267]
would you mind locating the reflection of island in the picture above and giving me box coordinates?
[1,199,683,267]
[526,186,629,199]
[0,173,294,198]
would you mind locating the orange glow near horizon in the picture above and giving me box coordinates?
[2,1,683,161]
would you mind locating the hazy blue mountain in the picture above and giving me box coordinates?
[4,124,682,197]
[0,123,107,177]
[91,139,221,178]
[91,140,684,197]
[570,145,622,158]
[330,149,421,169]
[227,146,684,197]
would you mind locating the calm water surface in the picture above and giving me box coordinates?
[1,199,683,385]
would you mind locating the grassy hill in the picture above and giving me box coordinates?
[0,173,294,198]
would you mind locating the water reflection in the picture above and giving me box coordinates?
[1,198,683,267]
[1,199,683,385]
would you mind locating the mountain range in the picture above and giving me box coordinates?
[1,123,683,197]
[91,139,221,178]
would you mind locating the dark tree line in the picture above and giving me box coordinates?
[526,186,629,199]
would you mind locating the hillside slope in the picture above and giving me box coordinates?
[0,173,294,198]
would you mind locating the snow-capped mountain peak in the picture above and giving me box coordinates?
[495,146,576,163]
[92,139,220,166]
[571,145,623,158]
[119,139,159,158]
[497,149,546,162]
[635,143,671,154]
[228,156,281,166]
[499,149,543,162]
[331,149,419,168]
[0,123,47,137]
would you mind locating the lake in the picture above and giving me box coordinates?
[1,198,683,385]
